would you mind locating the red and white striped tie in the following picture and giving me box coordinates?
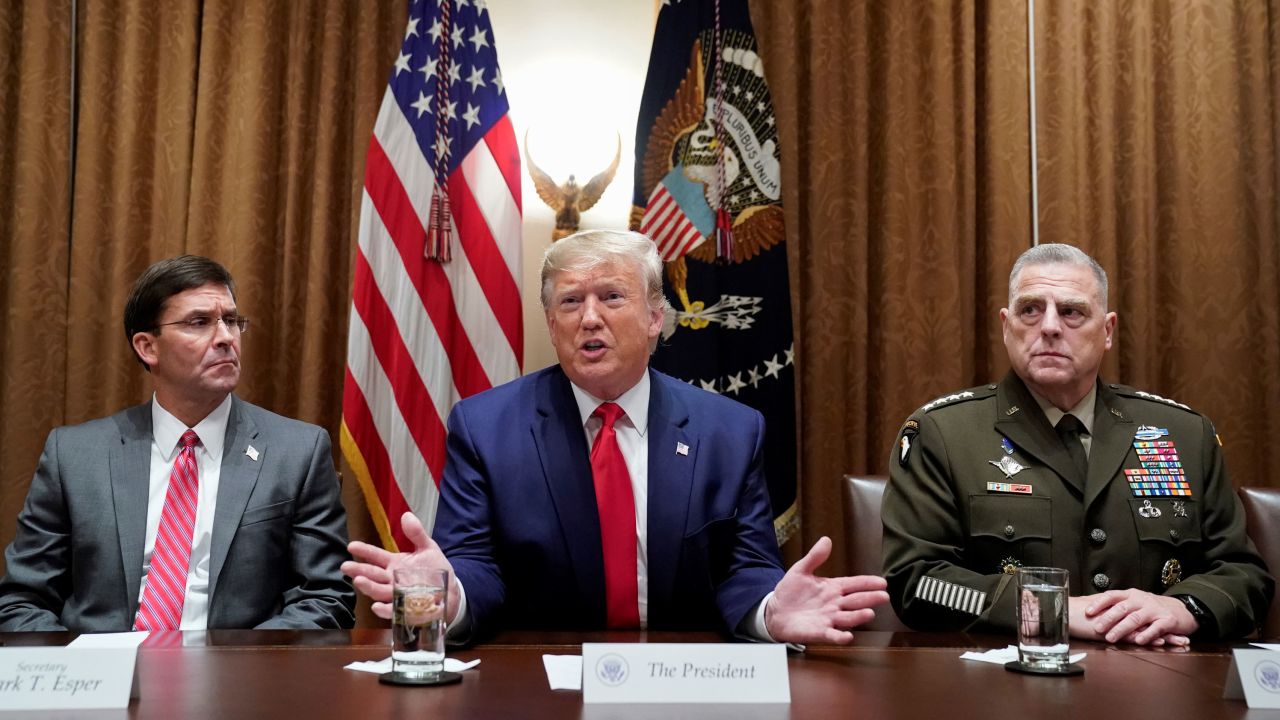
[134,429,200,631]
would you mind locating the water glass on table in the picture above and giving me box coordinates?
[1014,567,1073,673]
[390,567,449,679]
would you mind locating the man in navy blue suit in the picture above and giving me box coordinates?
[344,229,888,644]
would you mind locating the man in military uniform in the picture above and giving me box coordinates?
[882,243,1272,645]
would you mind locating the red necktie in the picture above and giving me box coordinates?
[135,429,201,631]
[590,403,640,628]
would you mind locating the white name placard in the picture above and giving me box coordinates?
[582,643,789,704]
[1223,648,1280,708]
[0,647,138,710]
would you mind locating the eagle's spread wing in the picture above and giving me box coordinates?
[729,205,785,261]
[640,41,706,200]
[685,204,785,264]
[578,133,621,213]
[524,129,565,212]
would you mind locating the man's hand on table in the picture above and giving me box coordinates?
[1068,590,1195,647]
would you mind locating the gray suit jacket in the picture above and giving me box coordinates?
[0,396,355,631]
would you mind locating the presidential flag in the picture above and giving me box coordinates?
[632,0,798,543]
[343,0,522,550]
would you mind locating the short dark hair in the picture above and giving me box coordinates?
[123,255,236,368]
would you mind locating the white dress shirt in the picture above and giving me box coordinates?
[140,393,231,630]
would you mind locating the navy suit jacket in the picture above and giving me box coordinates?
[434,366,784,640]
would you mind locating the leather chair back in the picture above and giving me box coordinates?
[1238,486,1280,638]
[842,475,910,631]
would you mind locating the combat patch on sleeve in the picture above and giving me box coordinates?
[898,420,919,467]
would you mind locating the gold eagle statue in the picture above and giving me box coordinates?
[525,131,622,242]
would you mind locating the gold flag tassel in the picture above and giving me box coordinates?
[425,0,454,263]
[425,187,453,262]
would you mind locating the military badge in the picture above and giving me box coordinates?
[1138,499,1162,518]
[1000,557,1022,575]
[988,456,1025,479]
[1172,501,1188,518]
[1134,425,1170,441]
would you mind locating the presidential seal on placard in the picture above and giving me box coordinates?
[595,654,630,687]
[1256,661,1280,693]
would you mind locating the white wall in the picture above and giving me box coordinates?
[486,0,657,374]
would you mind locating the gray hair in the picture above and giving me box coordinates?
[540,229,671,315]
[1008,243,1109,310]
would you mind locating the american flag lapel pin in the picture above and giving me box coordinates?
[676,442,689,456]
[246,445,259,462]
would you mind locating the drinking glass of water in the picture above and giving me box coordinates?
[1015,567,1070,671]
[391,567,449,679]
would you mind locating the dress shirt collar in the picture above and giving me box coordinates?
[1028,384,1097,435]
[151,393,232,461]
[569,371,651,437]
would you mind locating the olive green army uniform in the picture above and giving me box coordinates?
[882,371,1273,639]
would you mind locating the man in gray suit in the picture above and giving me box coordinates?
[0,255,355,631]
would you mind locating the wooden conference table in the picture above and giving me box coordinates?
[1,629,1260,718]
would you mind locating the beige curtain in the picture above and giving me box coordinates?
[753,0,1280,574]
[0,1,73,576]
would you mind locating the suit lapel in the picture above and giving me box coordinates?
[644,371,693,618]
[994,372,1084,494]
[1084,384,1135,508]
[207,396,265,602]
[111,403,154,615]
[531,369,604,616]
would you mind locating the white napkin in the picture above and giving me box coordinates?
[67,632,150,648]
[344,657,480,674]
[541,654,583,691]
[1250,643,1280,652]
[960,645,1085,665]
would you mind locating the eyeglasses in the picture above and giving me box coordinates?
[154,314,250,335]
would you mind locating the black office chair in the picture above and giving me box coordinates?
[842,475,910,632]
[1238,486,1280,639]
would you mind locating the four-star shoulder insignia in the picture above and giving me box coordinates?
[1110,384,1198,413]
[920,391,974,412]
[1131,390,1192,411]
[917,386,993,414]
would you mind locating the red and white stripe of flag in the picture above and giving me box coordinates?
[640,183,705,261]
[341,90,522,550]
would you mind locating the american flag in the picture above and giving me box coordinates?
[342,0,522,550]
[640,168,714,261]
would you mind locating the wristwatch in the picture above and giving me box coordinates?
[1174,594,1210,632]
